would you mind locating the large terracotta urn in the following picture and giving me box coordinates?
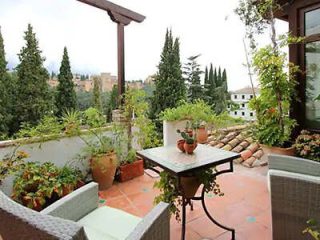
[91,151,118,190]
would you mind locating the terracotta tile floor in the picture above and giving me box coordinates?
[99,164,271,240]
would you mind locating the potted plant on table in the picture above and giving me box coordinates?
[176,125,197,154]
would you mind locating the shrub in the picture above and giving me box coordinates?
[12,162,84,211]
[295,130,320,161]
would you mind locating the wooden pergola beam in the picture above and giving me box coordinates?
[77,0,145,24]
[76,0,145,102]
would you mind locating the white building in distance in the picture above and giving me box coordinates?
[228,87,260,121]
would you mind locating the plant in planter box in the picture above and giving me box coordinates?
[236,0,302,155]
[12,162,83,211]
[295,130,320,161]
[161,100,213,146]
[154,168,223,221]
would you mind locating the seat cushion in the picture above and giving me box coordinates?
[78,206,142,240]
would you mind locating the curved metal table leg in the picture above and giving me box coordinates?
[201,186,235,240]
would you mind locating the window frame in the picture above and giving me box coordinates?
[299,3,320,131]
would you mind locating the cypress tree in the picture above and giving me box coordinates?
[207,64,216,106]
[217,67,222,87]
[213,68,218,87]
[150,29,186,120]
[203,66,210,104]
[15,24,51,130]
[184,55,203,102]
[55,47,77,116]
[204,66,208,85]
[0,27,10,136]
[222,68,229,97]
[106,84,119,121]
[92,76,102,112]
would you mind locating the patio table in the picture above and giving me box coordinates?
[137,144,240,240]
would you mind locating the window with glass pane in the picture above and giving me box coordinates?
[305,41,320,129]
[305,8,320,36]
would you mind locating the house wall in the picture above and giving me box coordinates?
[228,93,257,121]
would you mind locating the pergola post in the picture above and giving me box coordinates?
[117,23,125,99]
[76,0,145,101]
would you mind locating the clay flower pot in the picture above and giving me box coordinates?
[91,151,118,190]
[177,139,186,152]
[196,126,208,144]
[183,142,197,154]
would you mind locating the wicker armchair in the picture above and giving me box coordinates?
[0,182,170,240]
[268,154,320,240]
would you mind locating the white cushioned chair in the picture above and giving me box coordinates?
[0,182,170,240]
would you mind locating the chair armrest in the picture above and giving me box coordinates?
[41,182,99,221]
[0,190,87,240]
[268,154,320,176]
[126,202,170,240]
[269,170,320,240]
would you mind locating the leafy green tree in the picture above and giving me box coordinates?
[92,76,103,112]
[14,24,51,131]
[55,47,77,116]
[0,27,11,136]
[184,55,203,102]
[150,29,186,120]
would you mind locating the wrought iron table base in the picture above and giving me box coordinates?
[178,162,235,240]
[144,160,235,240]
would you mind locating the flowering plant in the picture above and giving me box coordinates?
[295,130,320,161]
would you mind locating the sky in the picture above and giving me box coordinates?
[0,0,288,90]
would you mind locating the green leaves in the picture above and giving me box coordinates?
[12,161,84,211]
[251,41,298,147]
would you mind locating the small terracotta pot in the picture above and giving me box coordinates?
[177,139,186,152]
[183,142,197,154]
[196,126,208,144]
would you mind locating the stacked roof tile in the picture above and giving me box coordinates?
[207,125,266,168]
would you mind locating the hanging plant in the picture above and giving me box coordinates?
[153,168,223,221]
